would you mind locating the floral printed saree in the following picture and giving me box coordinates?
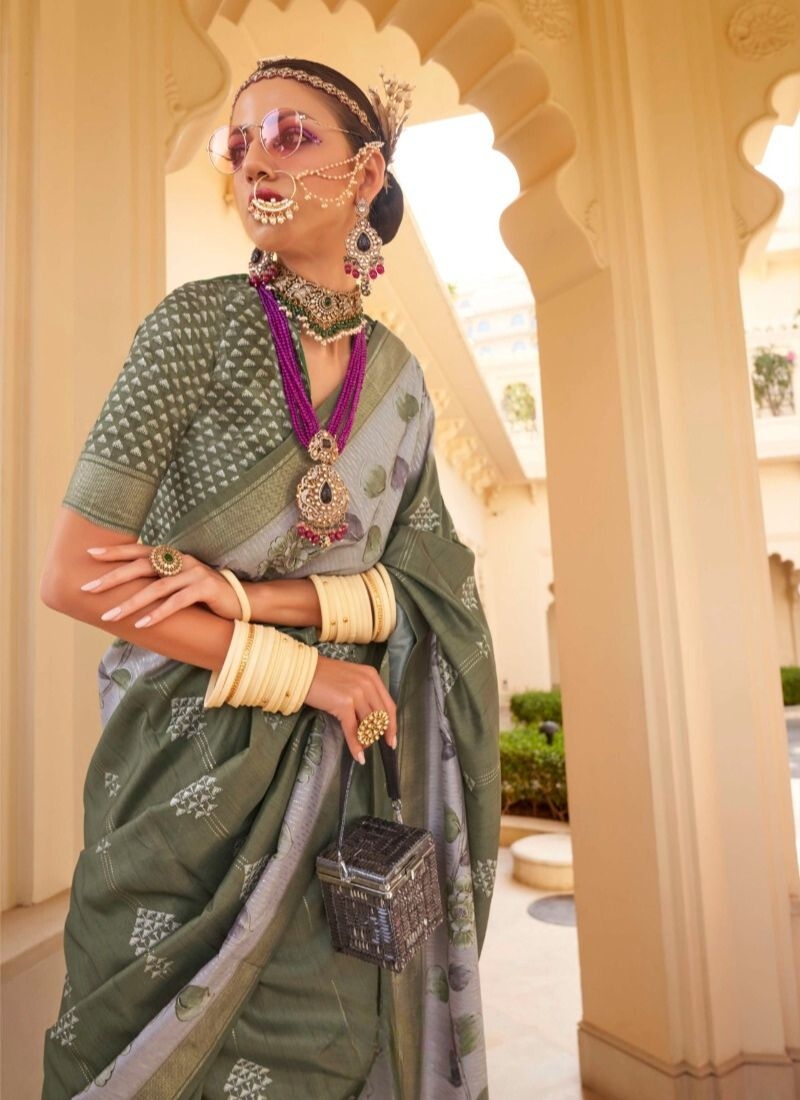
[43,274,501,1100]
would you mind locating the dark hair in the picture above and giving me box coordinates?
[240,57,404,244]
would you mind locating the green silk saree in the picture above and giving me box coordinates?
[44,274,501,1100]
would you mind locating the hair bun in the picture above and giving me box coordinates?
[370,171,404,245]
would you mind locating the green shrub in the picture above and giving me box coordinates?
[782,666,800,706]
[510,689,562,727]
[499,726,568,821]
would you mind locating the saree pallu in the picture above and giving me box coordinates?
[43,312,501,1100]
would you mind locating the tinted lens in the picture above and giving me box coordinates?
[207,125,247,174]
[260,109,305,159]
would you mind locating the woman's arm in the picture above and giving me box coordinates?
[40,507,235,672]
[40,506,397,753]
[242,578,323,629]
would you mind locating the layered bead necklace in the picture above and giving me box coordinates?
[255,280,368,549]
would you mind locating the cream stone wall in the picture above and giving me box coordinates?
[483,483,554,700]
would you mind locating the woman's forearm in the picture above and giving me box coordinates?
[45,573,235,674]
[243,578,322,629]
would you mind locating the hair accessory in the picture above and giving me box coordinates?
[344,198,385,296]
[367,68,414,166]
[150,545,183,577]
[356,709,390,747]
[255,284,368,548]
[249,252,365,346]
[234,61,373,131]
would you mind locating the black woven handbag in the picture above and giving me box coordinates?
[315,736,444,972]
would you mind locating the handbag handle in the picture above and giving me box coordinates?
[336,735,403,874]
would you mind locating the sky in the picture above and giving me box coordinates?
[391,112,800,291]
[390,112,523,288]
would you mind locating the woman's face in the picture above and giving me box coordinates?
[228,77,384,269]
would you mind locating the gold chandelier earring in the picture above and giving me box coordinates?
[343,198,385,296]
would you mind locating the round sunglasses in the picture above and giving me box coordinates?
[207,107,365,174]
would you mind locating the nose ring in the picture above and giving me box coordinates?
[248,172,299,226]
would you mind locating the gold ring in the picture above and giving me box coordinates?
[150,544,183,577]
[356,709,389,748]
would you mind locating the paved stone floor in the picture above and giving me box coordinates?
[481,707,800,1098]
[787,707,800,865]
[481,847,602,1099]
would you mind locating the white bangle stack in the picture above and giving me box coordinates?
[204,620,319,715]
[309,566,397,644]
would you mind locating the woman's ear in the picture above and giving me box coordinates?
[359,147,387,205]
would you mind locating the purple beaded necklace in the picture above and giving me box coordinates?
[256,282,368,549]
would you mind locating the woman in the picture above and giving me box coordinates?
[40,57,501,1100]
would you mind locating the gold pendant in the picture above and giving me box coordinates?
[295,430,350,548]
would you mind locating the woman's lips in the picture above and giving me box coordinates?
[253,187,283,202]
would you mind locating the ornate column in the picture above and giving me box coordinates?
[1,0,226,905]
[504,1,800,1094]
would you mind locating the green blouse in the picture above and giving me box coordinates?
[61,273,377,544]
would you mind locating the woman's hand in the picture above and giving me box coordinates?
[305,654,398,762]
[79,543,241,626]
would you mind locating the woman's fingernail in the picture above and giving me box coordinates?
[80,579,101,591]
[87,548,106,555]
[100,606,122,621]
[134,615,151,628]
[357,751,366,765]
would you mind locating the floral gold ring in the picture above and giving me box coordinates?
[150,545,184,577]
[356,709,390,747]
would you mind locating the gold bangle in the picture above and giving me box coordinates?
[259,632,291,711]
[284,644,318,713]
[245,624,277,707]
[278,638,310,712]
[321,576,340,641]
[294,644,319,710]
[373,562,397,637]
[330,576,346,641]
[349,574,373,641]
[205,619,248,707]
[230,621,265,706]
[361,569,383,641]
[309,574,332,641]
[219,568,251,623]
[332,576,352,643]
[280,635,312,712]
[223,619,256,700]
[264,633,300,712]
[343,577,361,643]
[367,567,392,642]
[228,622,256,701]
[279,637,308,713]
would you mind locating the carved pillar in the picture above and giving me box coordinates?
[509,1,800,1095]
[1,0,227,906]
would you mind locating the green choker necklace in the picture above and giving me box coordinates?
[261,257,365,346]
